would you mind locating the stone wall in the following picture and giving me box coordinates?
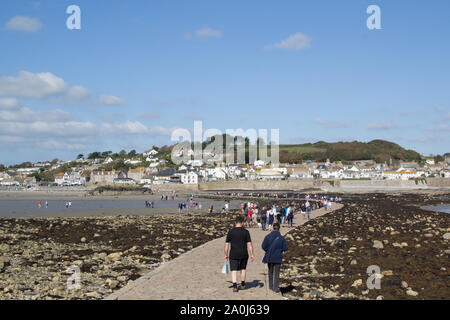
[198,179,315,191]
[426,178,450,188]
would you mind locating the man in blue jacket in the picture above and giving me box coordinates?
[262,222,288,293]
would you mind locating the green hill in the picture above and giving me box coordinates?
[278,140,422,163]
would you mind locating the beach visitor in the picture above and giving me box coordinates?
[260,207,267,231]
[287,205,294,227]
[252,206,258,227]
[300,203,306,220]
[275,206,282,224]
[305,201,311,220]
[246,208,252,228]
[45,200,48,208]
[280,207,286,225]
[268,207,275,231]
[38,200,42,208]
[262,222,288,294]
[224,216,255,292]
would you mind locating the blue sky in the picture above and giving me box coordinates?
[0,0,449,165]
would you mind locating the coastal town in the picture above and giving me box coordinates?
[1,147,449,188]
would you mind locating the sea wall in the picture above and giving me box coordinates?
[426,178,450,188]
[198,179,315,191]
[151,184,199,192]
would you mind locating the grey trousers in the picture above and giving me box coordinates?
[267,263,281,292]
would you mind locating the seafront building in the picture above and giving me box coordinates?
[1,148,449,188]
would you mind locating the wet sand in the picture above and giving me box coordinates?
[0,191,242,219]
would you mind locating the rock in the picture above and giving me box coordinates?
[443,233,450,240]
[369,227,375,233]
[406,289,418,297]
[350,259,357,265]
[381,270,393,276]
[373,240,384,249]
[106,279,119,289]
[161,253,171,261]
[80,237,86,243]
[376,295,384,300]
[107,252,122,261]
[424,233,433,238]
[401,281,408,289]
[351,279,363,288]
[85,291,101,299]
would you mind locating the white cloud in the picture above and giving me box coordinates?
[186,27,222,39]
[101,121,172,136]
[37,139,86,151]
[314,118,347,128]
[0,98,20,109]
[368,121,398,130]
[265,32,311,51]
[66,86,91,101]
[445,113,450,120]
[195,27,222,38]
[98,95,127,106]
[148,125,172,136]
[0,71,67,99]
[0,71,125,106]
[0,107,71,123]
[6,16,43,32]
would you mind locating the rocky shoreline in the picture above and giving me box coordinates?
[0,212,237,300]
[279,193,450,300]
[0,192,448,300]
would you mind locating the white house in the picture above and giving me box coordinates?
[103,157,114,164]
[255,168,284,179]
[16,168,40,175]
[125,159,142,165]
[55,172,86,186]
[113,178,136,185]
[187,159,204,167]
[145,156,159,162]
[290,168,312,179]
[143,149,159,157]
[254,160,265,168]
[181,171,199,184]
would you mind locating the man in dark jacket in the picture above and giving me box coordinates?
[261,222,288,293]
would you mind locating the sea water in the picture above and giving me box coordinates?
[0,199,176,217]
[421,204,450,214]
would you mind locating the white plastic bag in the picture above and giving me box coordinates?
[221,261,229,274]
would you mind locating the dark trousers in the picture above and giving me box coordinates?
[267,263,281,292]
